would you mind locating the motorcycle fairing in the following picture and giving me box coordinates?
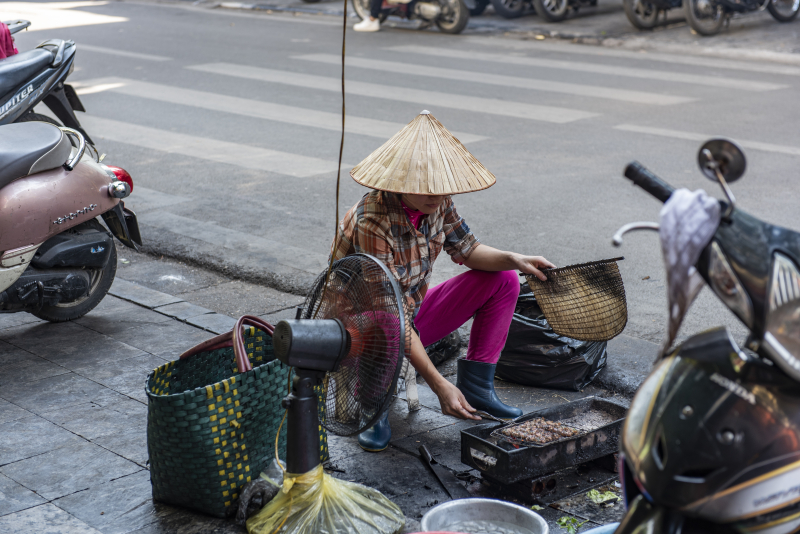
[0,40,91,142]
[0,245,40,293]
[0,159,119,253]
[622,328,800,525]
[697,206,800,341]
[0,67,52,122]
[614,495,738,534]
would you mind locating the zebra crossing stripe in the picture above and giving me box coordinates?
[186,63,599,124]
[615,124,800,157]
[71,77,486,143]
[461,37,800,77]
[295,53,695,106]
[388,46,788,92]
[80,116,349,177]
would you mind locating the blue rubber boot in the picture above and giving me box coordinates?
[358,411,391,452]
[456,358,522,420]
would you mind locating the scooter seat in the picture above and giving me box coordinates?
[0,49,53,100]
[0,122,72,189]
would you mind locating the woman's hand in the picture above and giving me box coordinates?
[431,379,481,420]
[406,329,480,420]
[509,254,556,281]
[462,245,555,281]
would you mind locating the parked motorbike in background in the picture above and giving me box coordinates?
[480,0,596,20]
[0,122,141,322]
[623,0,681,29]
[611,140,800,533]
[352,0,470,33]
[1,19,92,142]
[684,0,799,35]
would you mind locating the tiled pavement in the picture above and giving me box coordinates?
[0,274,627,533]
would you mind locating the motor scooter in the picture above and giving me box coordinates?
[610,140,800,533]
[683,0,799,36]
[0,122,141,322]
[0,19,92,143]
[352,0,470,33]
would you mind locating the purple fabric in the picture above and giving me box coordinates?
[0,23,18,59]
[400,199,424,229]
[415,270,520,363]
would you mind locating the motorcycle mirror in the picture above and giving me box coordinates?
[698,138,746,184]
[698,138,745,219]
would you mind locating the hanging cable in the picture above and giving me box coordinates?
[315,0,348,319]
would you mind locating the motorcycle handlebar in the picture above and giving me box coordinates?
[624,161,676,204]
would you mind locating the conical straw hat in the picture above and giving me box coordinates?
[350,111,496,195]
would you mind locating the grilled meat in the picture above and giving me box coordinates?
[499,417,579,445]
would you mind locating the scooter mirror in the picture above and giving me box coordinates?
[698,138,746,184]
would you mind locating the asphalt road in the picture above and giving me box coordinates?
[12,0,800,348]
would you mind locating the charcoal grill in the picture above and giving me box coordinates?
[461,397,627,485]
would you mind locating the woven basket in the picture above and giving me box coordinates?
[146,315,328,518]
[526,258,627,342]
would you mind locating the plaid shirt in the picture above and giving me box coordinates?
[332,191,480,315]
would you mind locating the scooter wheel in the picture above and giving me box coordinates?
[32,220,118,323]
[14,112,61,126]
[767,0,800,21]
[533,0,570,21]
[683,0,726,36]
[436,0,470,33]
[623,0,660,29]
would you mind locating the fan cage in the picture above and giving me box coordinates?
[526,257,628,342]
[300,254,409,437]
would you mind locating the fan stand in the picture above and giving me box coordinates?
[284,368,326,474]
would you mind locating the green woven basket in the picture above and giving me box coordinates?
[146,316,327,518]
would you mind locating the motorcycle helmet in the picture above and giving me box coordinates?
[618,327,800,534]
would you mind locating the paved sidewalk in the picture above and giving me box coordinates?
[0,254,634,533]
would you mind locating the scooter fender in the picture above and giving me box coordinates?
[0,159,119,254]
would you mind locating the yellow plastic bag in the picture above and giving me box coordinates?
[246,464,405,534]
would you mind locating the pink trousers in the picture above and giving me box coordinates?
[415,270,520,364]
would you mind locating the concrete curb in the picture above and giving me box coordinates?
[594,334,660,398]
[135,223,319,297]
[109,278,238,335]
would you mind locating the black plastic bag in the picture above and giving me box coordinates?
[425,330,462,367]
[496,285,607,391]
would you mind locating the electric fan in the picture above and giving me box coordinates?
[244,254,408,534]
[273,252,408,473]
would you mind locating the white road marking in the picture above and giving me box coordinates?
[187,63,599,124]
[73,82,126,95]
[0,2,127,31]
[71,77,486,143]
[615,124,800,157]
[81,116,350,177]
[296,53,694,106]
[463,37,800,77]
[388,45,788,92]
[77,44,171,62]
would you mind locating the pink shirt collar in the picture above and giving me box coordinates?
[400,199,425,229]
